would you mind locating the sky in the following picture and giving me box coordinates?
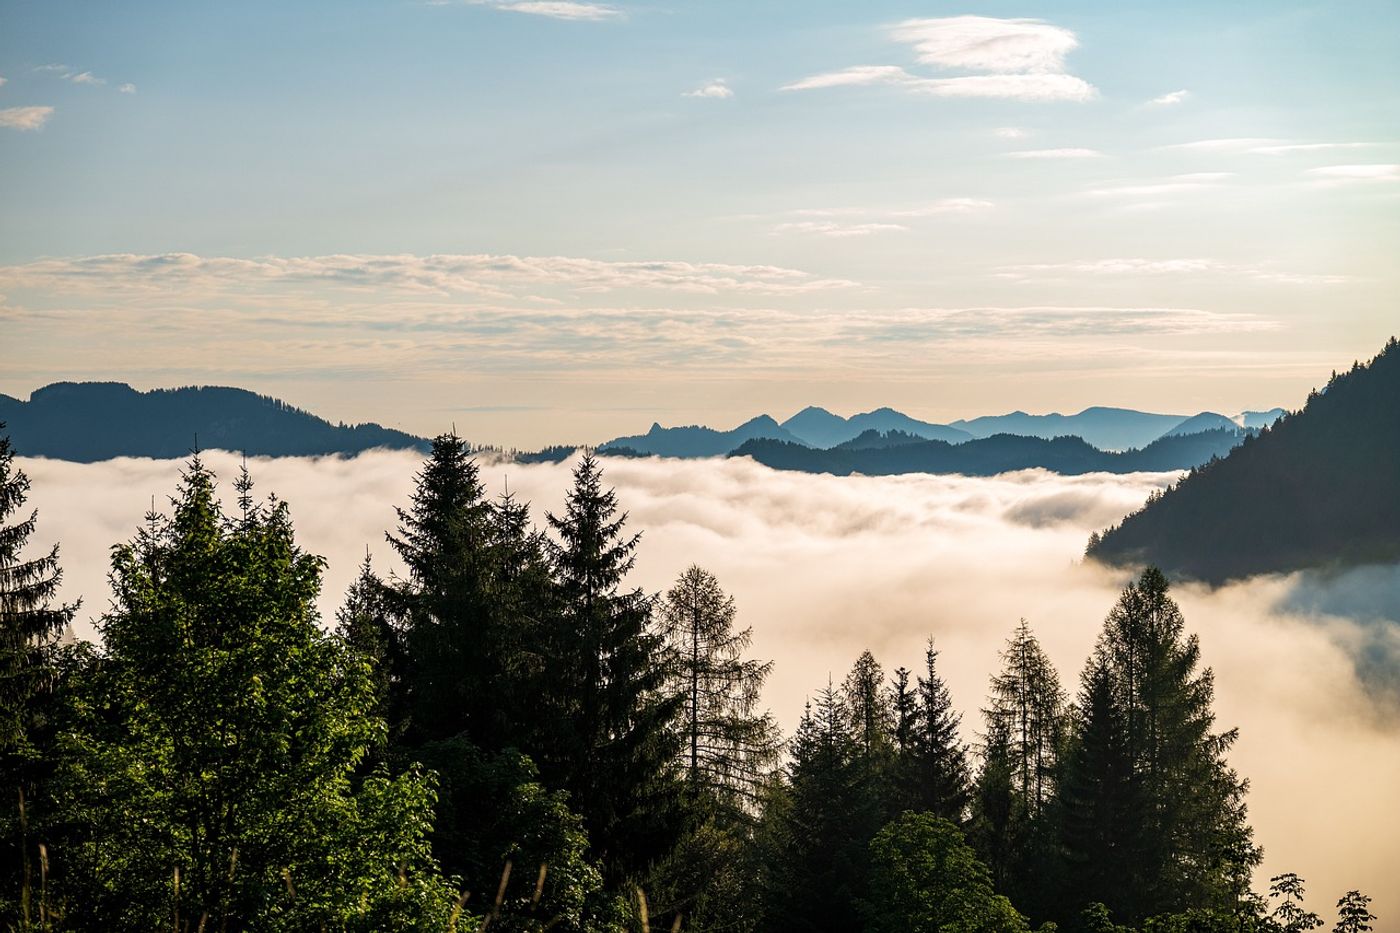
[1,0,1398,448]
[20,450,1400,927]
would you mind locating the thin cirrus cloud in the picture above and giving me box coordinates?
[997,257,1352,286]
[1167,138,1373,156]
[782,16,1098,103]
[1084,172,1234,198]
[995,127,1029,139]
[0,106,55,131]
[0,252,860,299]
[457,0,621,20]
[1148,89,1190,106]
[771,221,909,238]
[32,63,135,93]
[1305,164,1400,185]
[1005,147,1103,159]
[684,79,733,99]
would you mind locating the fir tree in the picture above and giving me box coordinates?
[984,619,1064,815]
[903,640,971,824]
[541,454,682,883]
[1088,568,1260,920]
[843,650,895,764]
[335,553,404,741]
[0,426,76,923]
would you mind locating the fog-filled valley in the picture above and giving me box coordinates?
[21,449,1400,927]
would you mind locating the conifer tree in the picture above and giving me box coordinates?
[541,454,681,882]
[385,431,505,746]
[1058,658,1138,920]
[901,640,971,824]
[890,666,916,757]
[1084,568,1259,920]
[843,650,895,765]
[970,716,1022,892]
[0,427,76,922]
[984,620,1064,815]
[335,554,404,740]
[50,459,457,929]
[658,564,778,811]
[762,684,868,933]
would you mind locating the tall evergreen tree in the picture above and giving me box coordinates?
[385,431,506,747]
[658,564,778,810]
[984,620,1064,815]
[0,427,76,922]
[762,684,869,933]
[335,554,404,741]
[50,459,457,930]
[1082,568,1259,921]
[897,640,972,824]
[1058,658,1138,921]
[541,454,681,883]
[843,650,895,765]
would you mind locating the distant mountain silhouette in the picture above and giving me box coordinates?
[951,407,1187,450]
[731,428,1249,478]
[779,407,971,447]
[1088,338,1400,583]
[833,429,929,451]
[1240,408,1287,430]
[598,415,806,458]
[0,382,430,462]
[1159,412,1239,439]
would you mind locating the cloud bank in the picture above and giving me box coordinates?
[17,451,1400,927]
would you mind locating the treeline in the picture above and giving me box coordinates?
[0,428,1379,931]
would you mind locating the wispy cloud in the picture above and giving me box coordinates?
[1006,147,1103,159]
[1305,164,1400,186]
[684,79,733,99]
[0,76,7,88]
[1148,89,1189,106]
[461,0,621,20]
[32,64,133,93]
[791,198,995,219]
[1085,172,1234,198]
[0,106,55,131]
[998,257,1351,286]
[782,16,1097,103]
[994,127,1028,139]
[68,71,106,86]
[0,252,859,298]
[1167,138,1375,156]
[118,83,137,95]
[771,221,909,238]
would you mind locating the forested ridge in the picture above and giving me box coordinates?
[1089,337,1400,583]
[0,426,1380,931]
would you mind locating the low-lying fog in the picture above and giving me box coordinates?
[20,450,1400,928]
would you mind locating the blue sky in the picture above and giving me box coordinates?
[2,0,1397,445]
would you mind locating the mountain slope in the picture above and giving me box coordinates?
[0,382,430,461]
[1158,411,1239,439]
[732,428,1248,478]
[1088,338,1400,583]
[951,407,1186,450]
[598,415,805,458]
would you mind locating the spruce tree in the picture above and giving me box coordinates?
[1058,658,1138,921]
[541,454,681,883]
[1085,568,1259,920]
[901,640,971,824]
[385,431,504,746]
[762,684,868,933]
[0,426,76,922]
[335,554,404,741]
[984,619,1064,815]
[843,650,895,765]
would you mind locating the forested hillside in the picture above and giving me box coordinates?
[1089,338,1400,583]
[0,382,429,461]
[733,427,1249,477]
[0,424,1378,931]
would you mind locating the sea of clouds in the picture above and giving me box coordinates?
[18,450,1400,928]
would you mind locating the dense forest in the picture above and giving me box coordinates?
[0,425,1379,931]
[1090,337,1400,583]
[728,427,1250,477]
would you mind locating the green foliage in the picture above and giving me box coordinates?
[46,458,458,930]
[864,811,1029,933]
[538,454,683,882]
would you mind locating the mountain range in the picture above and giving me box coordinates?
[600,405,1283,458]
[728,428,1252,478]
[1088,338,1399,583]
[0,382,429,462]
